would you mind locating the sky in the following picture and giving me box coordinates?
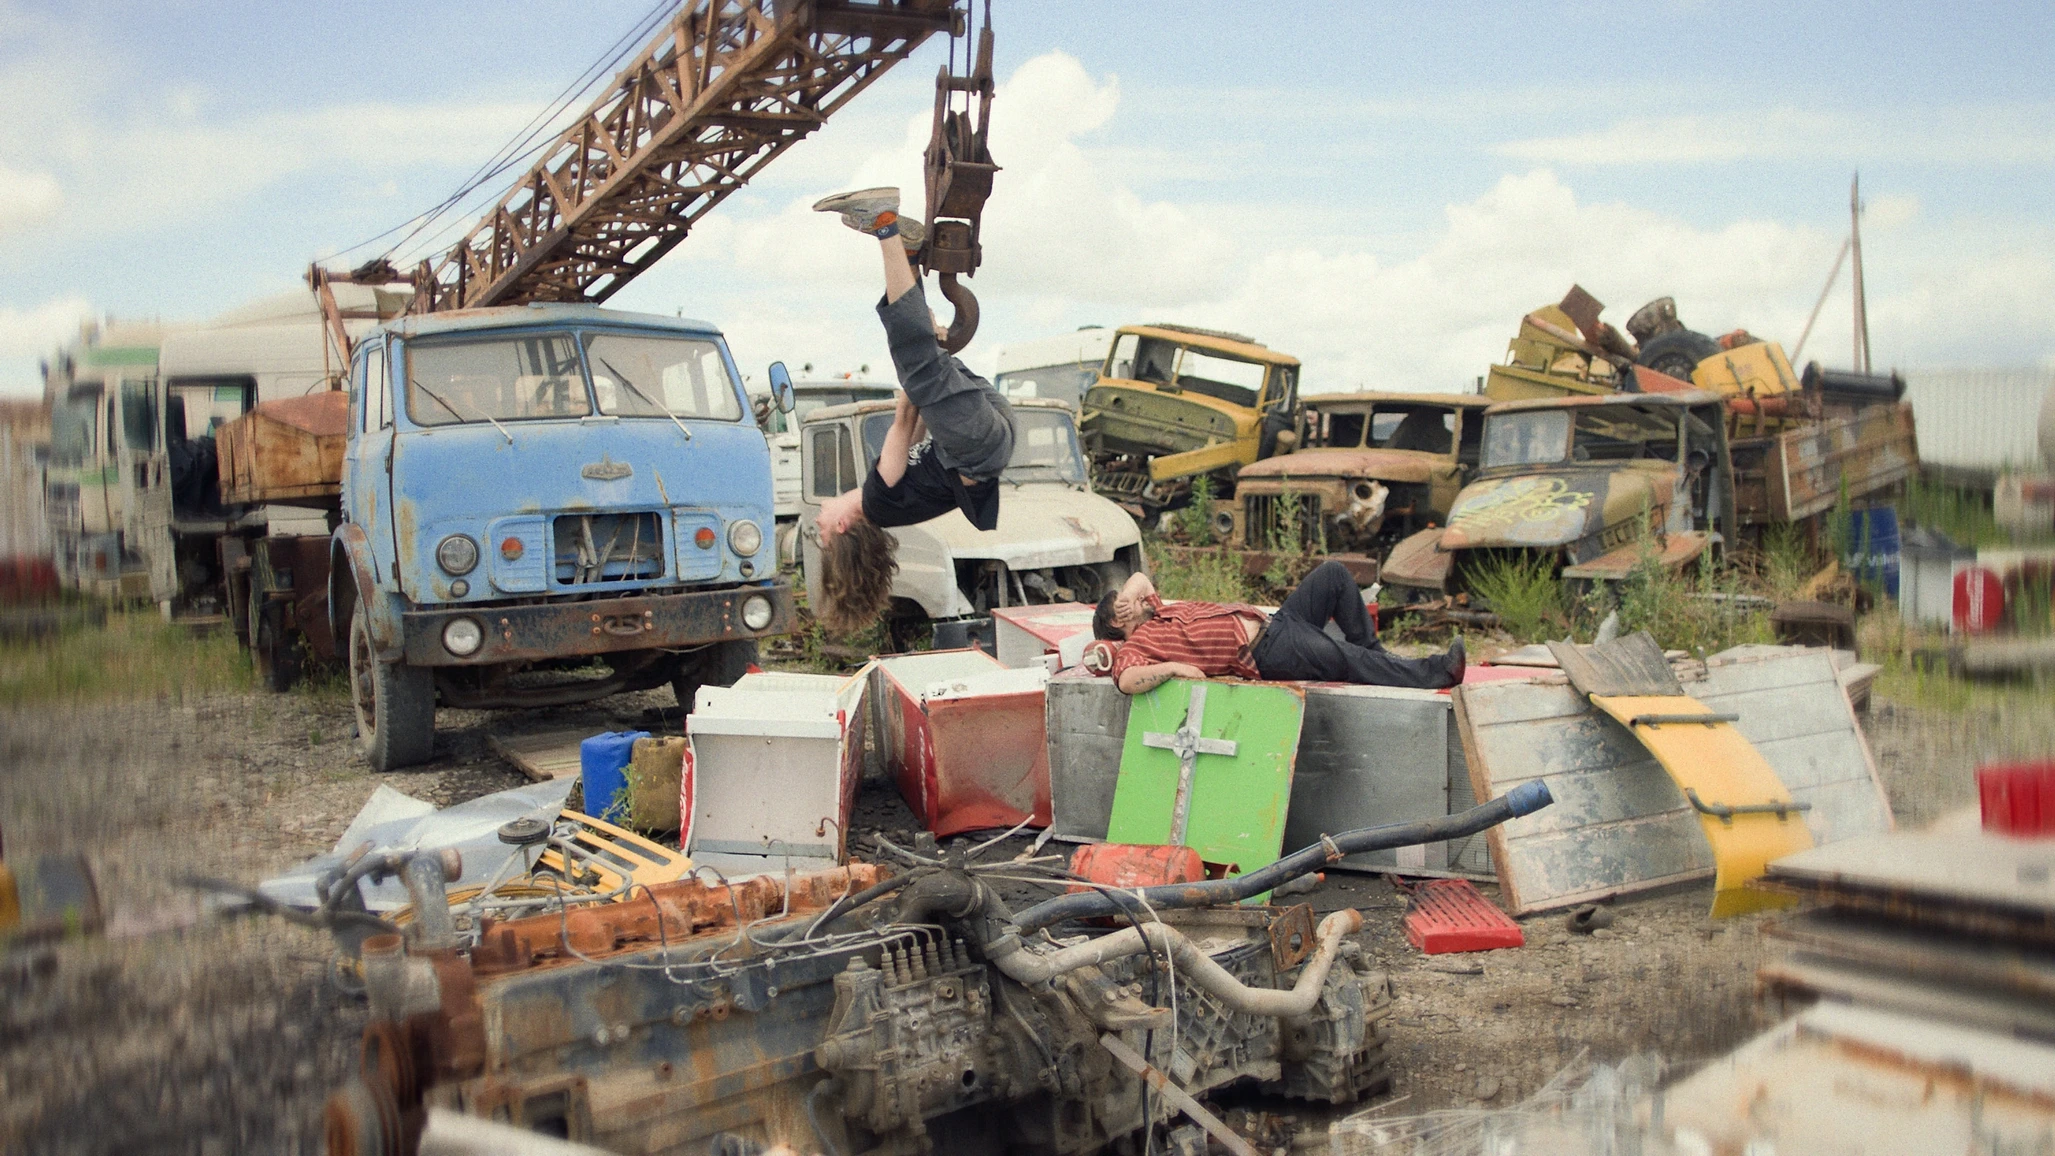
[3,0,2053,399]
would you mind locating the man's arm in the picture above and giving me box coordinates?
[1115,570,1157,623]
[874,392,922,487]
[1117,661,1206,695]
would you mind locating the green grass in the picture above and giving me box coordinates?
[0,610,253,705]
[1611,545,1777,656]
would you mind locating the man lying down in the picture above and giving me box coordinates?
[1093,560,1464,694]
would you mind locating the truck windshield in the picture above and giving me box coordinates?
[407,332,589,426]
[995,362,1096,406]
[859,409,1087,485]
[587,333,742,420]
[1482,410,1571,467]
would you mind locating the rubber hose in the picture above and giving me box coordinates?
[1010,781,1553,932]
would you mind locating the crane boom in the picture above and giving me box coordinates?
[411,0,961,313]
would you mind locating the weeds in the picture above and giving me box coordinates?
[1150,543,1252,604]
[1466,552,1568,642]
[0,611,252,705]
[1173,474,1219,546]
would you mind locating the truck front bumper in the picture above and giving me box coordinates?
[399,581,795,667]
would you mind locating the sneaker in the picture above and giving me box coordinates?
[812,187,901,236]
[896,216,926,253]
[1442,636,1466,688]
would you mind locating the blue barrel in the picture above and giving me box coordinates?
[579,730,649,824]
[1844,506,1901,600]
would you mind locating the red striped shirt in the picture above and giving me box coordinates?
[1110,595,1267,682]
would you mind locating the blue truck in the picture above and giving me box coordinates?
[311,303,794,769]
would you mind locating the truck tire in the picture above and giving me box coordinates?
[670,639,757,711]
[1636,329,1720,382]
[250,583,302,693]
[348,596,435,771]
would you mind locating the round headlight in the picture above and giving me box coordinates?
[442,617,484,657]
[741,594,774,631]
[728,519,763,557]
[436,534,479,575]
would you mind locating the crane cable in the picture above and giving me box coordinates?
[325,0,677,267]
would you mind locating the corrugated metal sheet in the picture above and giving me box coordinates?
[1901,367,2054,471]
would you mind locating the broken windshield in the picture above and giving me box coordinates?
[1483,405,1688,469]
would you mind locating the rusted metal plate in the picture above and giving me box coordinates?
[216,391,347,506]
[1546,631,1680,698]
[1046,668,1132,842]
[1766,402,1919,522]
[1457,647,1892,914]
[874,650,1051,836]
[1766,827,2055,919]
[399,581,793,666]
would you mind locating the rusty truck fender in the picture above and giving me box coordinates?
[330,523,403,663]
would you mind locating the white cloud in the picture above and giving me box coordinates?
[0,296,93,362]
[0,165,61,237]
[623,51,2055,397]
[1497,105,2055,167]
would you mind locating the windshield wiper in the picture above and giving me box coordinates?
[600,357,690,443]
[413,379,512,445]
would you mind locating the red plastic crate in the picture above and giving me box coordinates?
[1403,880,1525,954]
[1978,761,2055,837]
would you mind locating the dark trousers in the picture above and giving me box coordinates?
[1251,561,1448,689]
[877,282,1015,478]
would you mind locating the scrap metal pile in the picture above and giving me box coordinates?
[295,785,1549,1155]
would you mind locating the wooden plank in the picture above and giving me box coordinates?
[1458,650,1892,915]
[488,729,591,782]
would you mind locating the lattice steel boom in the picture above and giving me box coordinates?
[409,0,961,313]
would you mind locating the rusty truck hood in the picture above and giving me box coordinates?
[1240,447,1441,484]
[1438,465,1671,551]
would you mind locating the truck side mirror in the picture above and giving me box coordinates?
[768,362,796,414]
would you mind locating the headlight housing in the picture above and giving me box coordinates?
[436,534,480,575]
[728,519,763,557]
[442,617,484,657]
[741,594,774,631]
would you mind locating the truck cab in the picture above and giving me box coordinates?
[797,397,1144,648]
[1080,324,1301,513]
[1223,392,1491,570]
[335,304,794,770]
[1381,391,1736,596]
[750,378,897,562]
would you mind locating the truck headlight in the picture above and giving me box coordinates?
[442,617,484,657]
[436,534,479,575]
[741,594,774,631]
[728,519,763,557]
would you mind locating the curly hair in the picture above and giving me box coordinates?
[815,520,899,636]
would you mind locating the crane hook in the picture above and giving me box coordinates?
[921,7,997,354]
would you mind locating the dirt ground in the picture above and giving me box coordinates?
[3,665,2051,1153]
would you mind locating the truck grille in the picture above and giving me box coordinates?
[1242,493,1324,552]
[553,512,665,585]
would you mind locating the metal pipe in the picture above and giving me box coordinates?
[1011,781,1553,932]
[988,910,1361,1019]
[1099,1034,1261,1156]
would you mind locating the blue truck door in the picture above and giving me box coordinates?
[344,340,397,591]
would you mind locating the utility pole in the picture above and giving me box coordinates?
[1849,173,1871,374]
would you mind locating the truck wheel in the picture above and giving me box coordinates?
[348,597,435,771]
[670,639,757,711]
[1636,329,1720,382]
[250,584,302,693]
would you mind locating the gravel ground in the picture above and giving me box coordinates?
[2,664,2049,1152]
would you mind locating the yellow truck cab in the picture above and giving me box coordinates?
[1080,324,1300,513]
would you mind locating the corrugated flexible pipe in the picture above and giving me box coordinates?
[986,909,1362,1019]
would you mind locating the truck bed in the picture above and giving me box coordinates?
[216,391,347,509]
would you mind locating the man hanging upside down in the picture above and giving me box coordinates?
[806,186,1018,635]
[1093,560,1465,694]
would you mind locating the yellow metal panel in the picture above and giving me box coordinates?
[1588,694,1813,917]
[1148,438,1254,482]
[1692,341,1799,399]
